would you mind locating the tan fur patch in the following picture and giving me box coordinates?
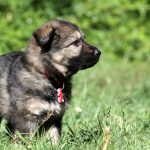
[26,38,45,73]
[51,46,81,74]
[0,73,10,116]
[47,126,60,145]
[26,98,51,116]
[17,69,50,91]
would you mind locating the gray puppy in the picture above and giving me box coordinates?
[0,20,101,144]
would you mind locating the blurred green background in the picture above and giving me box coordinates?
[0,0,150,61]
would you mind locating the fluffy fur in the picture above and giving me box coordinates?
[0,20,101,144]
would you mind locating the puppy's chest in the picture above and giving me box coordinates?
[40,101,68,124]
[27,92,69,123]
[25,76,71,122]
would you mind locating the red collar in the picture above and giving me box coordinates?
[43,71,64,89]
[43,72,49,80]
[42,71,64,104]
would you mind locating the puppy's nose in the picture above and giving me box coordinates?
[94,49,101,57]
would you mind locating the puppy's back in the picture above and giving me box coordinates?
[0,52,22,117]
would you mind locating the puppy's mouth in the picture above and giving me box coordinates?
[80,55,100,70]
[66,51,101,76]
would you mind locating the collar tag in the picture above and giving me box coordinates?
[57,88,64,103]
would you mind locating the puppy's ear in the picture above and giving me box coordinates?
[33,22,55,52]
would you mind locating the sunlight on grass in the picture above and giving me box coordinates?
[0,55,149,150]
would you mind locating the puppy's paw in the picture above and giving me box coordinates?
[47,126,60,145]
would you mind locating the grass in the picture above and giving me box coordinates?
[0,54,150,150]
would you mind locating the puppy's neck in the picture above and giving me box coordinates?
[42,71,64,89]
[25,38,45,73]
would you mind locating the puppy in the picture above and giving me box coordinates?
[0,20,101,144]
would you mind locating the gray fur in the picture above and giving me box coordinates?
[0,20,100,144]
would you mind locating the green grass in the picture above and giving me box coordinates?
[0,55,150,150]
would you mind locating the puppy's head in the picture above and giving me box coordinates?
[31,20,101,76]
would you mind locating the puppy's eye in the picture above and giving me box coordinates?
[72,39,81,46]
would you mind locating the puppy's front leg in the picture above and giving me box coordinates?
[48,126,60,145]
[46,118,62,145]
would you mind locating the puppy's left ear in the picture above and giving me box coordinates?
[33,22,55,52]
